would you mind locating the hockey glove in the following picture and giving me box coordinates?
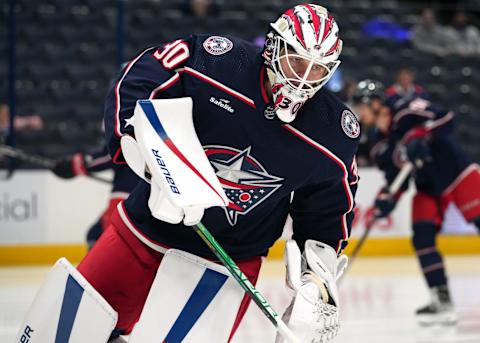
[405,138,431,169]
[52,153,88,179]
[374,186,398,218]
[276,240,348,343]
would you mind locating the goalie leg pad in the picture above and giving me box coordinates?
[129,249,247,343]
[15,258,117,343]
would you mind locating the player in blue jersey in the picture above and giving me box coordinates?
[52,145,139,248]
[353,79,480,326]
[18,5,359,342]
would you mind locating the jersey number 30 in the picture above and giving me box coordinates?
[154,40,190,69]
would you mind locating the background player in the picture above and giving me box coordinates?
[353,79,480,325]
[52,144,138,248]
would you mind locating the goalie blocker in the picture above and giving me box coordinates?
[120,97,229,226]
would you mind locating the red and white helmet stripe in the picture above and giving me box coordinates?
[275,4,342,63]
[263,4,343,123]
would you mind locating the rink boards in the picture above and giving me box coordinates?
[0,169,479,266]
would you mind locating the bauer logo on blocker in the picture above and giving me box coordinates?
[151,149,181,194]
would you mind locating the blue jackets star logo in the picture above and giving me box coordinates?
[205,145,284,226]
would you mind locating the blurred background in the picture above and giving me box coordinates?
[2,0,479,256]
[1,1,480,342]
[2,0,480,161]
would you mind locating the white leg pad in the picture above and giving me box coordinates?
[15,258,117,343]
[128,249,245,343]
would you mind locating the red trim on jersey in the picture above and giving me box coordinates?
[114,48,155,138]
[282,124,354,250]
[402,126,429,145]
[87,154,111,168]
[259,66,270,104]
[424,111,454,131]
[179,67,256,109]
[349,156,359,185]
[118,201,170,253]
[149,74,180,99]
[112,147,127,164]
[392,108,434,125]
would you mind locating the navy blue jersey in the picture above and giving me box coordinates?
[104,35,359,260]
[385,83,426,110]
[85,145,139,193]
[372,97,471,195]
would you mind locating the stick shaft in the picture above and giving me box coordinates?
[388,162,413,194]
[349,162,413,262]
[193,222,300,343]
[0,144,55,168]
[0,144,112,184]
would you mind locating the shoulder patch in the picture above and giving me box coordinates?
[340,110,360,139]
[203,36,233,56]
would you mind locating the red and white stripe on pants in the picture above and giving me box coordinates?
[413,163,480,224]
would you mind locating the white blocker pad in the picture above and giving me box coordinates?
[128,249,245,343]
[15,258,117,343]
[133,98,228,211]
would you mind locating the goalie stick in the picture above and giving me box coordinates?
[193,222,300,343]
[348,162,413,265]
[0,144,112,184]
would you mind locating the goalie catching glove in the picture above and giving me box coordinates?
[276,240,348,343]
[120,98,228,226]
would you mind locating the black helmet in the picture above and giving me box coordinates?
[352,79,385,104]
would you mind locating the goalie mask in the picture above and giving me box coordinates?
[263,4,342,123]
